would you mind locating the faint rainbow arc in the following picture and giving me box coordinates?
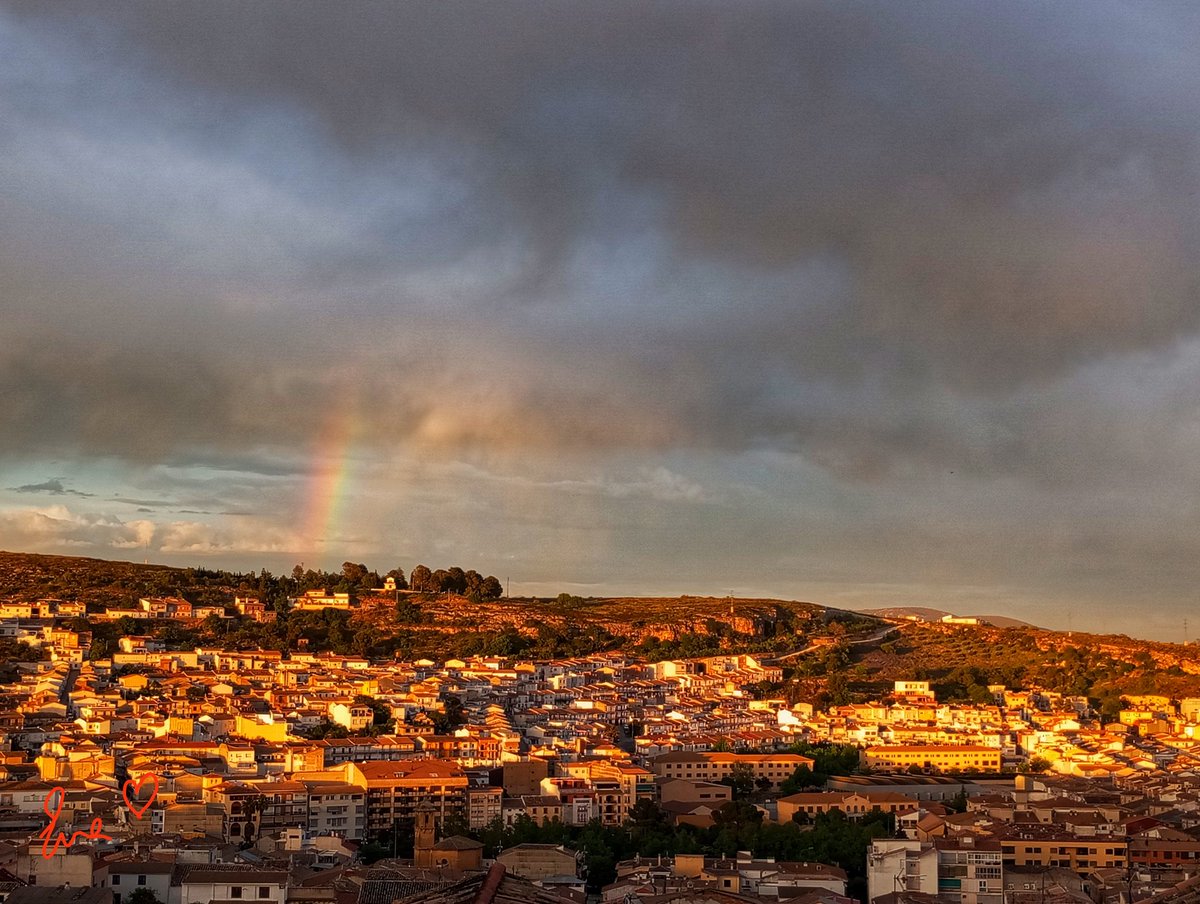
[302,407,358,561]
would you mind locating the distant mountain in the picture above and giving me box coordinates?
[860,606,1039,630]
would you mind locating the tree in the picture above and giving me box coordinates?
[781,765,819,795]
[787,742,861,782]
[127,889,163,904]
[396,596,423,624]
[356,695,395,734]
[409,565,433,592]
[430,569,452,592]
[711,799,764,830]
[429,695,468,733]
[386,567,408,589]
[340,562,371,590]
[719,763,756,800]
[947,788,969,813]
[628,799,668,829]
[241,794,270,845]
[465,570,485,600]
[1023,756,1052,773]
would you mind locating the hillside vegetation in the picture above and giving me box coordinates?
[810,621,1200,717]
[0,550,846,661]
[3,551,1200,714]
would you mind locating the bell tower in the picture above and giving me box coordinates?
[413,803,436,868]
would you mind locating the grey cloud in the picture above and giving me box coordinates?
[0,0,1196,480]
[4,1,1200,635]
[12,1,1197,378]
[9,478,93,497]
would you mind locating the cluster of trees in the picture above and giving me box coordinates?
[291,561,503,601]
[365,804,894,896]
[61,559,503,615]
[407,622,622,660]
[889,628,1187,716]
[86,604,627,663]
[780,742,863,792]
[298,694,396,740]
[637,633,721,659]
[406,565,503,600]
[0,639,45,684]
[713,743,864,801]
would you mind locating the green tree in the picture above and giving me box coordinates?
[719,763,756,800]
[788,742,861,781]
[126,889,163,904]
[711,799,764,831]
[241,794,270,845]
[340,561,371,590]
[396,596,424,624]
[1022,756,1052,773]
[409,564,433,592]
[780,765,819,795]
[628,799,669,829]
[947,788,969,813]
[429,695,468,733]
[355,695,395,734]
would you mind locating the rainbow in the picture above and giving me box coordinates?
[301,405,358,562]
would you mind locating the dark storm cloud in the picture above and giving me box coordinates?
[2,0,1200,481]
[26,1,1199,370]
[8,478,93,497]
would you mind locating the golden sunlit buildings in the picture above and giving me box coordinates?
[863,745,1002,773]
[347,759,469,834]
[651,751,815,789]
[291,590,355,611]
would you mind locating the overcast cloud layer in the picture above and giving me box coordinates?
[2,1,1199,639]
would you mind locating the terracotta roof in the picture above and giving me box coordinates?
[395,864,562,903]
[431,835,483,852]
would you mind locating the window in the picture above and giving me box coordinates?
[137,876,146,886]
[259,887,271,899]
[113,876,121,886]
[232,888,243,899]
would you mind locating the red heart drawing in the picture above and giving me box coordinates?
[122,774,159,819]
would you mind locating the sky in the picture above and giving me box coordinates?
[2,2,1200,640]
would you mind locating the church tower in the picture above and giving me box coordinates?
[413,804,436,868]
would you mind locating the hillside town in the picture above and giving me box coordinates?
[0,589,1196,904]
